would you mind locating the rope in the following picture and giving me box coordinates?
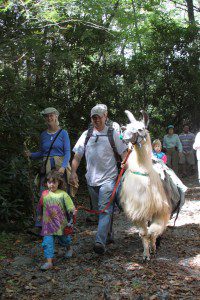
[73,149,132,221]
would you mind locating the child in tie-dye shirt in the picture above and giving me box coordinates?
[37,170,75,270]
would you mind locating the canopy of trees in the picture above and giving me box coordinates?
[0,0,199,222]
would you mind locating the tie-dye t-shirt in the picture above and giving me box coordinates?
[37,189,75,236]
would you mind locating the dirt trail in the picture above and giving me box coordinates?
[0,178,200,299]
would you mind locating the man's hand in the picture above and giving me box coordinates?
[69,172,79,186]
[121,150,129,170]
[121,161,128,170]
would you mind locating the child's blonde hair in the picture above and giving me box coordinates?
[46,170,66,190]
[152,139,162,148]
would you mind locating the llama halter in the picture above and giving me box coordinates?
[121,110,148,147]
[131,171,149,176]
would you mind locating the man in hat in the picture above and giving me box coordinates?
[85,103,121,223]
[70,104,128,254]
[163,125,182,174]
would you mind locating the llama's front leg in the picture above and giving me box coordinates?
[148,214,169,257]
[137,222,150,261]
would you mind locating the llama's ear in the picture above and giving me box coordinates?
[125,110,136,123]
[140,110,149,129]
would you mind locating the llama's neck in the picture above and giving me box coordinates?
[128,133,153,171]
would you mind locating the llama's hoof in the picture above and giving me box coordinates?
[143,256,150,262]
[151,252,157,259]
[150,248,157,256]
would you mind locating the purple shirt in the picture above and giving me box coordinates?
[179,132,195,153]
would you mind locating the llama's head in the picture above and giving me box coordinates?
[122,110,149,145]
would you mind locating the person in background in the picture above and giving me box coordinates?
[179,125,195,177]
[163,125,182,175]
[69,104,127,255]
[193,131,200,184]
[37,170,75,270]
[152,139,167,164]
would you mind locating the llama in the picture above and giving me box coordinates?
[120,110,172,261]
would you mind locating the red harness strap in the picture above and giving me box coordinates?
[73,149,132,222]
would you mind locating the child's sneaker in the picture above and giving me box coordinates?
[40,262,53,271]
[65,248,73,258]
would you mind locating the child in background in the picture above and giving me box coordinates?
[37,170,75,270]
[152,139,167,164]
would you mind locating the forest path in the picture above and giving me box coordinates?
[0,177,200,299]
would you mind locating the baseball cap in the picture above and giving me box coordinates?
[40,107,59,116]
[90,104,107,117]
[96,104,107,111]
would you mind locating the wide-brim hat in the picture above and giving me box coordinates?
[41,107,59,116]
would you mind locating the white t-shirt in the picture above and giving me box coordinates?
[193,132,200,160]
[73,126,127,186]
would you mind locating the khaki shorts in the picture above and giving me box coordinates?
[179,151,195,165]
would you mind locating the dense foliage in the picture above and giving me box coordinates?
[0,0,199,222]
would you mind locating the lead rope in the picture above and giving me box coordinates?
[73,148,132,223]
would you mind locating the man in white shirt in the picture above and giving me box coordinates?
[193,131,200,184]
[70,104,127,254]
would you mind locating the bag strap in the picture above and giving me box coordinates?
[84,125,121,162]
[43,129,63,172]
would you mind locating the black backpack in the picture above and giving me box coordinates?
[84,123,121,166]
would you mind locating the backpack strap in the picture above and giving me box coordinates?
[84,124,121,164]
[84,125,94,151]
[107,126,121,163]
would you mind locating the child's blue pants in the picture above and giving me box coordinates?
[42,235,71,259]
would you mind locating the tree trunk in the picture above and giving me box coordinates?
[185,0,195,24]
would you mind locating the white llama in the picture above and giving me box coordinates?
[120,110,172,261]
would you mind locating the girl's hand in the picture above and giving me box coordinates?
[58,167,65,174]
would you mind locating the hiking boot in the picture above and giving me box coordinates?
[40,262,53,271]
[93,242,105,254]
